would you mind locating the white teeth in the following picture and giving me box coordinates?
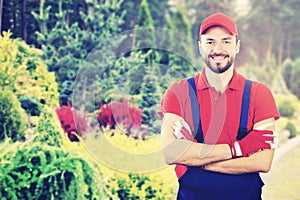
[212,57,225,60]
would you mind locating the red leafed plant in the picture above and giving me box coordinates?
[55,100,88,141]
[96,98,143,138]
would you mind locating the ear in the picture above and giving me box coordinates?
[236,39,241,54]
[198,40,202,55]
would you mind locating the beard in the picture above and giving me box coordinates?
[203,54,234,74]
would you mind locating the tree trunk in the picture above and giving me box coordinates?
[277,31,284,69]
[265,19,273,63]
[265,14,274,65]
[81,0,86,14]
[13,0,17,32]
[0,0,3,33]
[286,30,291,60]
[22,0,27,42]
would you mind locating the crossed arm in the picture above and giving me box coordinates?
[161,113,276,175]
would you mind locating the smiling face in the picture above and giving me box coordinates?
[199,26,240,74]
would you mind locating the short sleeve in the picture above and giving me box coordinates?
[158,79,189,119]
[252,83,280,124]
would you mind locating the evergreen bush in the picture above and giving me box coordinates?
[290,58,300,99]
[282,59,294,90]
[285,122,297,139]
[275,94,297,117]
[0,90,26,142]
[0,141,104,200]
[34,106,65,147]
[0,31,59,107]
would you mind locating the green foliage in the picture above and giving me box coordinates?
[0,90,26,142]
[275,94,297,117]
[237,55,277,87]
[147,0,169,27]
[282,59,294,89]
[140,65,161,134]
[141,67,161,108]
[33,106,65,147]
[20,96,40,116]
[34,0,124,104]
[125,52,149,95]
[134,0,155,50]
[86,133,178,200]
[290,58,300,99]
[166,4,196,79]
[108,173,168,200]
[0,31,28,91]
[264,55,278,84]
[285,122,297,139]
[0,31,59,107]
[0,141,104,200]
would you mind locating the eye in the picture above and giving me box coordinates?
[224,40,231,44]
[206,41,214,45]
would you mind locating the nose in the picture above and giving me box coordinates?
[213,42,223,54]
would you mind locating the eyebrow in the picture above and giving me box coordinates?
[205,37,232,41]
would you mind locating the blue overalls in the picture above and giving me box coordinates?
[176,77,264,200]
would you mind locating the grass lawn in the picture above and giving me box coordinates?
[261,143,300,200]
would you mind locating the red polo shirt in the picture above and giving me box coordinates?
[159,68,280,145]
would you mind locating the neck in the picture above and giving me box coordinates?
[205,66,234,94]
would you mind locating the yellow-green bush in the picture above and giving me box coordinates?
[0,31,59,107]
[84,130,178,200]
[275,94,298,117]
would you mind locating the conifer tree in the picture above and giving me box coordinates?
[167,4,196,79]
[140,63,161,134]
[128,0,156,96]
[0,90,26,142]
[134,0,155,51]
[34,0,124,111]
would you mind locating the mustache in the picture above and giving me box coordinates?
[208,54,229,58]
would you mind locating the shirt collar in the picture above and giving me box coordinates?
[197,68,242,91]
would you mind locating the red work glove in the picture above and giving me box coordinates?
[231,130,278,157]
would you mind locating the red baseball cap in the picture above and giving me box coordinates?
[200,13,238,36]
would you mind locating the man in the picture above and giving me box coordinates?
[159,13,280,200]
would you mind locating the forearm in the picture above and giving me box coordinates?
[163,139,232,166]
[161,113,232,166]
[203,149,275,174]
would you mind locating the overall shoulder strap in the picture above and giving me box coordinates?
[236,79,252,140]
[187,77,204,143]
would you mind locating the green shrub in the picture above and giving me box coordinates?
[275,94,297,117]
[0,90,26,142]
[282,59,294,90]
[290,58,300,99]
[106,170,177,200]
[33,106,66,147]
[0,31,59,107]
[0,141,104,200]
[285,122,297,139]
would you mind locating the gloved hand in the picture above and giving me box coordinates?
[173,120,194,141]
[231,130,278,157]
